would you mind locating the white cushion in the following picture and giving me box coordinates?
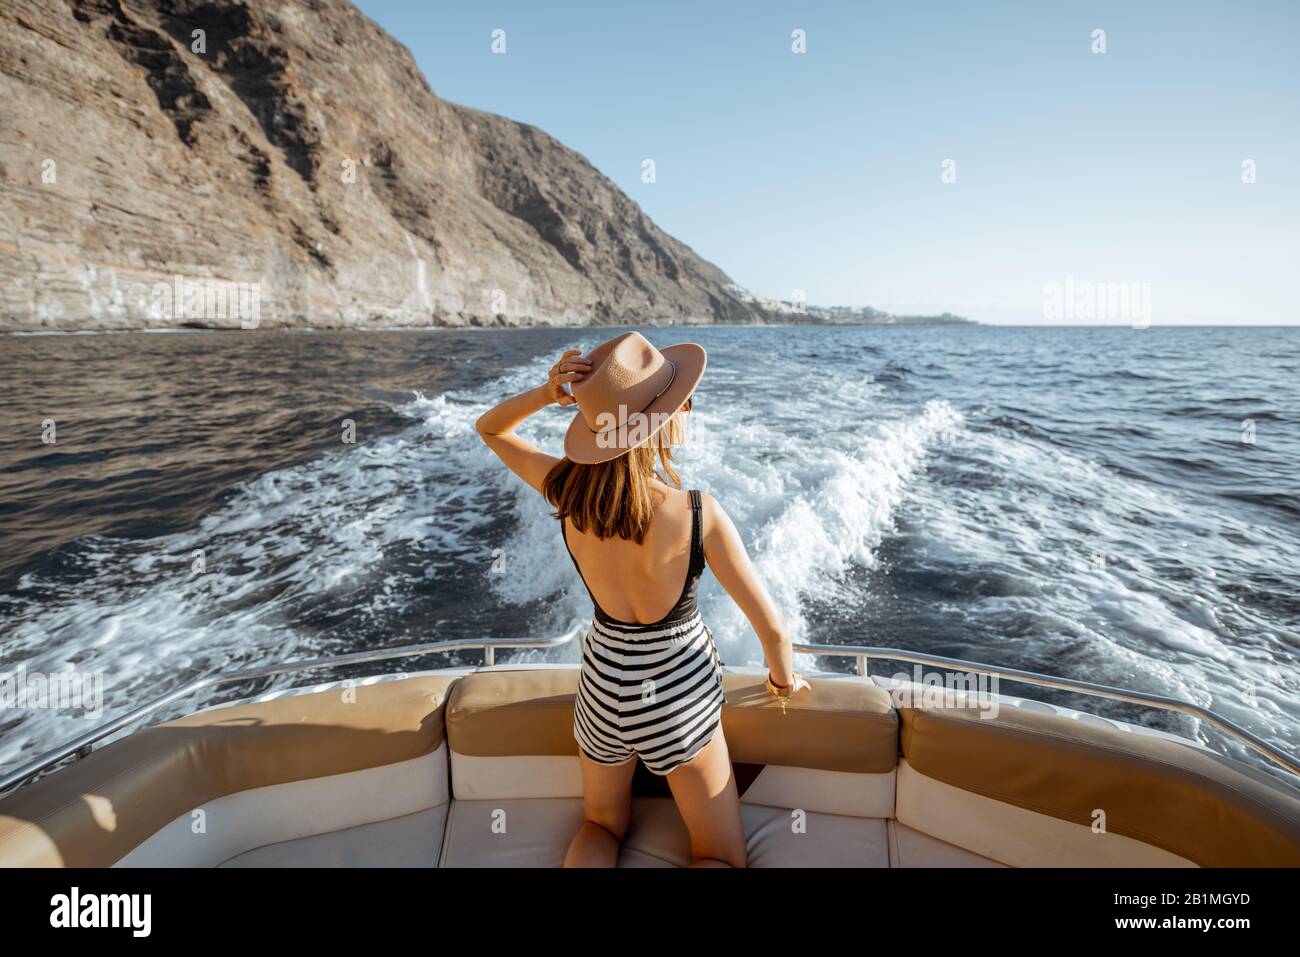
[219,807,447,867]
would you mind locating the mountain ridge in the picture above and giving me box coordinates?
[0,0,769,331]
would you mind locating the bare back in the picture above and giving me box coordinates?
[561,484,698,625]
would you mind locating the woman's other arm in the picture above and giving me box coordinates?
[700,493,796,685]
[474,349,590,493]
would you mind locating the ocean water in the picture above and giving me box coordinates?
[1,324,1297,778]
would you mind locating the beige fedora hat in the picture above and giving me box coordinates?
[563,331,706,465]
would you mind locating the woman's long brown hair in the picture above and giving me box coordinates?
[543,398,691,543]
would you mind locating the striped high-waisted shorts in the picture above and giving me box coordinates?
[573,612,726,776]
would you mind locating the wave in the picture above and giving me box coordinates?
[986,413,1064,444]
[1102,370,1168,381]
[0,356,556,770]
[697,400,963,664]
[904,424,1300,754]
[1220,490,1300,519]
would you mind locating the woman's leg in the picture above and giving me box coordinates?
[666,729,748,868]
[563,750,638,867]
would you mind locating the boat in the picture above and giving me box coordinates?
[1,627,1297,867]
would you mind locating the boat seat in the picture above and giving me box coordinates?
[435,794,901,868]
[441,668,899,866]
[896,696,1300,867]
[0,676,459,867]
[5,664,1298,868]
[219,807,446,868]
[887,820,1006,867]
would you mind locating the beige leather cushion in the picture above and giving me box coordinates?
[441,795,891,867]
[446,669,580,758]
[446,670,898,774]
[0,676,458,868]
[899,703,1300,867]
[742,804,890,867]
[723,675,898,773]
[620,797,892,867]
[220,806,448,868]
[886,819,1005,868]
[440,798,585,867]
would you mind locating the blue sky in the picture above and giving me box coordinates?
[354,1,1299,324]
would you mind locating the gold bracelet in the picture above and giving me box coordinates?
[765,671,797,714]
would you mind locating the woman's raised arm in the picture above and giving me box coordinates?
[474,349,591,493]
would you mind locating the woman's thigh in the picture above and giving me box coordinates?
[666,730,748,867]
[577,749,638,842]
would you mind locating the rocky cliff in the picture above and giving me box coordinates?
[0,0,766,331]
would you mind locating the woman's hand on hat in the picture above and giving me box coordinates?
[545,349,592,407]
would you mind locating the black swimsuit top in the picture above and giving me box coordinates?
[561,489,705,629]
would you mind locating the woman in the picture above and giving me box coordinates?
[475,331,810,868]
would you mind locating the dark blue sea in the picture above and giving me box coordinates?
[1,324,1297,776]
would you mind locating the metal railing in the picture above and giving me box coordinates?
[792,640,1300,777]
[3,629,1295,793]
[0,625,583,794]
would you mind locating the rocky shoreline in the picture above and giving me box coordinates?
[0,1,974,333]
[1,0,773,332]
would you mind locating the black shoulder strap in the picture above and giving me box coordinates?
[687,490,704,572]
